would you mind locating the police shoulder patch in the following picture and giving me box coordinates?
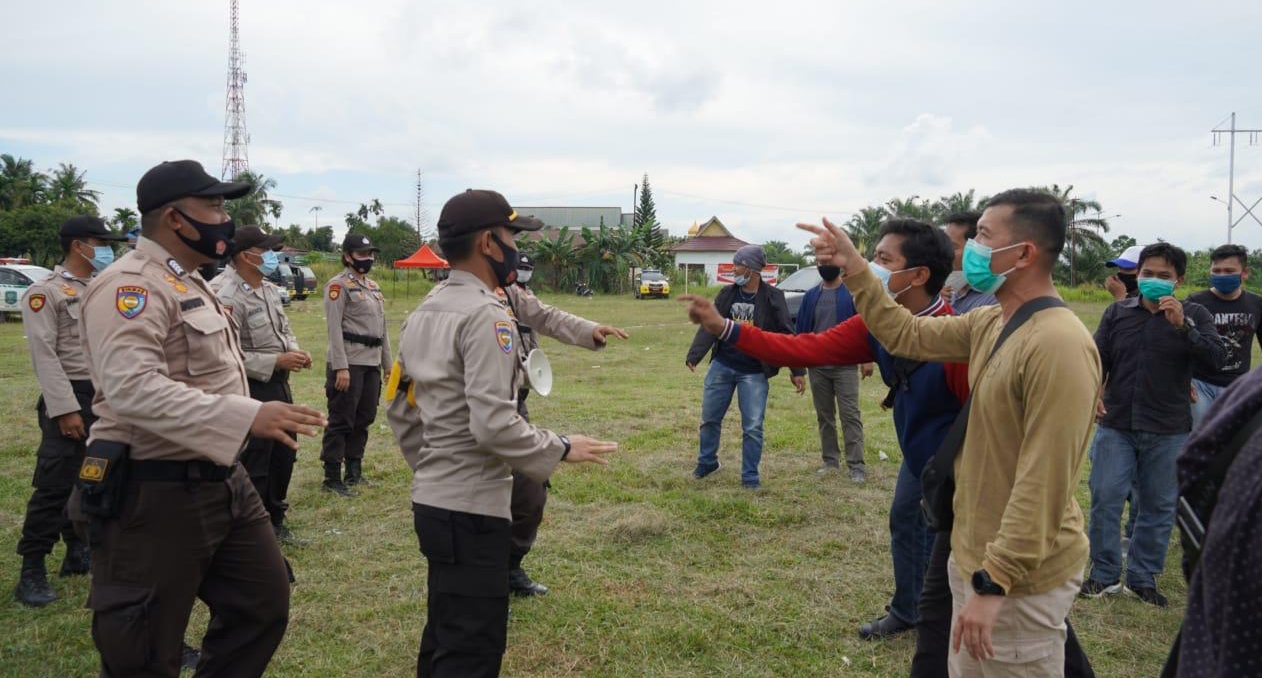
[495,320,514,354]
[116,286,148,319]
[328,284,342,301]
[28,294,46,312]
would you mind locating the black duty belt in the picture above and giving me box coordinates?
[128,460,237,483]
[343,332,383,347]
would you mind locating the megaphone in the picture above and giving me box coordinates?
[524,349,553,396]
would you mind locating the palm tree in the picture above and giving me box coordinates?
[46,163,101,209]
[0,154,48,210]
[1037,184,1111,285]
[933,190,987,220]
[225,170,283,226]
[844,206,888,258]
[111,207,139,235]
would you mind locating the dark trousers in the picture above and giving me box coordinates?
[910,531,1095,678]
[509,388,547,568]
[320,364,380,464]
[244,374,295,527]
[18,382,95,558]
[87,465,289,678]
[414,503,511,678]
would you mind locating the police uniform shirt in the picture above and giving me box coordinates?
[21,266,91,418]
[210,264,300,382]
[78,237,260,465]
[324,269,391,373]
[395,270,566,519]
[499,284,602,354]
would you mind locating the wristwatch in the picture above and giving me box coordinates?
[559,434,572,460]
[972,569,1006,597]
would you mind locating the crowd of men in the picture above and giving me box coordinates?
[8,160,1262,678]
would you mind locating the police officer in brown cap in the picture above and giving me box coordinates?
[210,226,313,544]
[390,189,617,677]
[73,159,327,677]
[13,215,126,607]
[320,233,391,495]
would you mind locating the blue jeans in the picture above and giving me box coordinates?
[888,461,934,624]
[698,360,769,484]
[1087,426,1187,589]
[1191,378,1226,431]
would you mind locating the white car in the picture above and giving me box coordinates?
[0,263,56,320]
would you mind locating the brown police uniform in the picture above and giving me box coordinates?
[76,236,289,677]
[320,236,391,490]
[210,262,300,532]
[18,266,95,572]
[494,283,602,591]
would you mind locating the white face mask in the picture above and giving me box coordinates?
[944,270,968,293]
[517,269,533,283]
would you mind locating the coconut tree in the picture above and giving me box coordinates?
[844,206,888,258]
[0,154,48,210]
[1037,184,1112,285]
[46,163,101,209]
[226,170,283,226]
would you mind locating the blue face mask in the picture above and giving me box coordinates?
[258,250,280,276]
[82,244,114,272]
[1211,273,1242,295]
[962,239,1025,294]
[732,273,751,286]
[868,260,914,298]
[1137,277,1176,302]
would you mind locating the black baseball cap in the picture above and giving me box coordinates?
[437,189,543,239]
[60,215,128,241]
[343,233,380,253]
[136,160,251,214]
[234,226,285,252]
[518,253,535,270]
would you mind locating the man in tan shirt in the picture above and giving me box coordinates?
[803,189,1101,677]
[391,189,616,677]
[210,226,312,544]
[74,159,326,677]
[14,215,126,608]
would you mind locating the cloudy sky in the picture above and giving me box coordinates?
[3,0,1261,253]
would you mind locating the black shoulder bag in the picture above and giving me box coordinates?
[920,297,1067,531]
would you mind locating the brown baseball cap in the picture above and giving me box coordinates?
[437,189,543,239]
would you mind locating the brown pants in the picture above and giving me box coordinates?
[87,466,290,678]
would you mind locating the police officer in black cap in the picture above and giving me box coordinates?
[14,215,125,607]
[319,233,391,494]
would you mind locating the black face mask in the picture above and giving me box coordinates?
[1117,272,1138,295]
[349,257,374,275]
[173,208,236,260]
[486,232,520,287]
[818,265,842,282]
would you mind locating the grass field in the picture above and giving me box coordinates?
[0,277,1249,677]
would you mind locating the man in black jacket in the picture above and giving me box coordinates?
[685,245,805,489]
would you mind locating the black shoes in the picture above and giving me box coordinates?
[344,459,369,487]
[322,463,357,497]
[692,461,721,479]
[509,568,549,597]
[14,565,57,608]
[1126,585,1169,608]
[59,541,91,577]
[274,524,308,547]
[1079,579,1123,598]
[858,609,914,640]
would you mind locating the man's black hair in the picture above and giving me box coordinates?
[438,231,483,263]
[984,189,1067,260]
[1139,242,1188,277]
[1210,243,1249,269]
[944,211,982,240]
[877,218,954,296]
[60,236,77,254]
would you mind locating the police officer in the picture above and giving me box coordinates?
[210,226,313,544]
[391,189,617,677]
[495,253,629,597]
[320,233,391,495]
[74,159,326,677]
[13,215,126,607]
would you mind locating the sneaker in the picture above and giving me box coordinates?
[14,568,57,608]
[815,464,840,476]
[692,461,721,479]
[1078,579,1123,598]
[1125,585,1168,608]
[858,610,914,640]
[849,468,867,484]
[741,480,762,490]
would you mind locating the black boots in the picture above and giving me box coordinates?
[14,557,57,608]
[322,462,356,497]
[59,541,91,577]
[344,458,366,487]
[509,567,549,597]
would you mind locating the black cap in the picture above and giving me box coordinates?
[60,215,128,241]
[437,189,543,239]
[518,253,535,270]
[234,226,285,252]
[136,160,251,214]
[342,233,380,253]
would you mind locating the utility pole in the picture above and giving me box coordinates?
[309,205,321,230]
[415,169,428,241]
[221,0,250,180]
[632,184,638,227]
[1211,113,1262,243]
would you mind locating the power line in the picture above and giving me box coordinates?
[654,188,853,215]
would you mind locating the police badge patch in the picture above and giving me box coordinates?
[28,294,46,312]
[116,286,148,319]
[328,284,342,301]
[495,321,514,354]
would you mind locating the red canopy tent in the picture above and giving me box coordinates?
[394,244,449,269]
